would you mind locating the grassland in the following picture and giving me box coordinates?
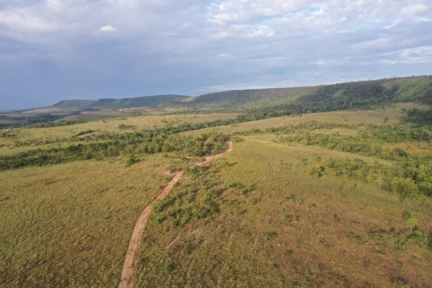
[0,155,183,287]
[1,102,432,287]
[0,113,237,155]
[182,104,413,136]
[136,138,432,287]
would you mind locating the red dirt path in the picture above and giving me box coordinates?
[118,141,233,288]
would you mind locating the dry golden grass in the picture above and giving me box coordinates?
[0,155,178,287]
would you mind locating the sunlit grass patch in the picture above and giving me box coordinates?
[0,155,173,287]
[134,138,432,287]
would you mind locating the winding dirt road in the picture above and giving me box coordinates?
[118,141,233,288]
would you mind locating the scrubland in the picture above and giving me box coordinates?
[136,138,432,287]
[1,103,432,287]
[0,113,237,156]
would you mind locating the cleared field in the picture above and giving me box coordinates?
[135,138,432,287]
[0,155,177,287]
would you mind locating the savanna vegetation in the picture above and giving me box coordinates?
[1,76,432,287]
[0,157,174,287]
[136,138,432,287]
[0,132,229,170]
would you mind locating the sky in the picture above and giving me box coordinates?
[0,0,431,110]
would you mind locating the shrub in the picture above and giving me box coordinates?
[261,232,277,241]
[166,263,176,274]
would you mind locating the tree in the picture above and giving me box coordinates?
[391,178,418,203]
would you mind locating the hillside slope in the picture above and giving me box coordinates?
[92,94,190,109]
[179,76,432,110]
[52,99,96,109]
[12,76,432,119]
[49,95,190,110]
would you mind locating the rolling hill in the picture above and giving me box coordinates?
[52,99,96,109]
[91,94,190,109]
[27,76,432,112]
[179,76,432,110]
[2,76,431,130]
[49,94,190,110]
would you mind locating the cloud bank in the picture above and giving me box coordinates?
[0,0,431,109]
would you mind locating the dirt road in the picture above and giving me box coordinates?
[118,141,233,288]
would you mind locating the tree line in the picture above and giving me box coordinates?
[0,132,230,170]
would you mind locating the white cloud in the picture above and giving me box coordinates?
[248,57,285,62]
[99,25,118,32]
[0,6,55,32]
[355,37,391,50]
[399,46,432,64]
[401,4,429,16]
[377,46,432,65]
[217,53,232,58]
[0,0,432,110]
[378,60,398,65]
[312,59,349,66]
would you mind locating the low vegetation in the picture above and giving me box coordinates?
[135,139,432,287]
[1,78,432,287]
[0,132,229,170]
[0,157,173,287]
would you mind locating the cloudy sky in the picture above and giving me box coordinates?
[0,0,431,110]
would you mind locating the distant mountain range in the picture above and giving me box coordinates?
[45,76,432,111]
[1,76,431,129]
[51,95,190,110]
[4,76,432,115]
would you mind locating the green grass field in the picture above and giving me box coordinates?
[0,155,179,287]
